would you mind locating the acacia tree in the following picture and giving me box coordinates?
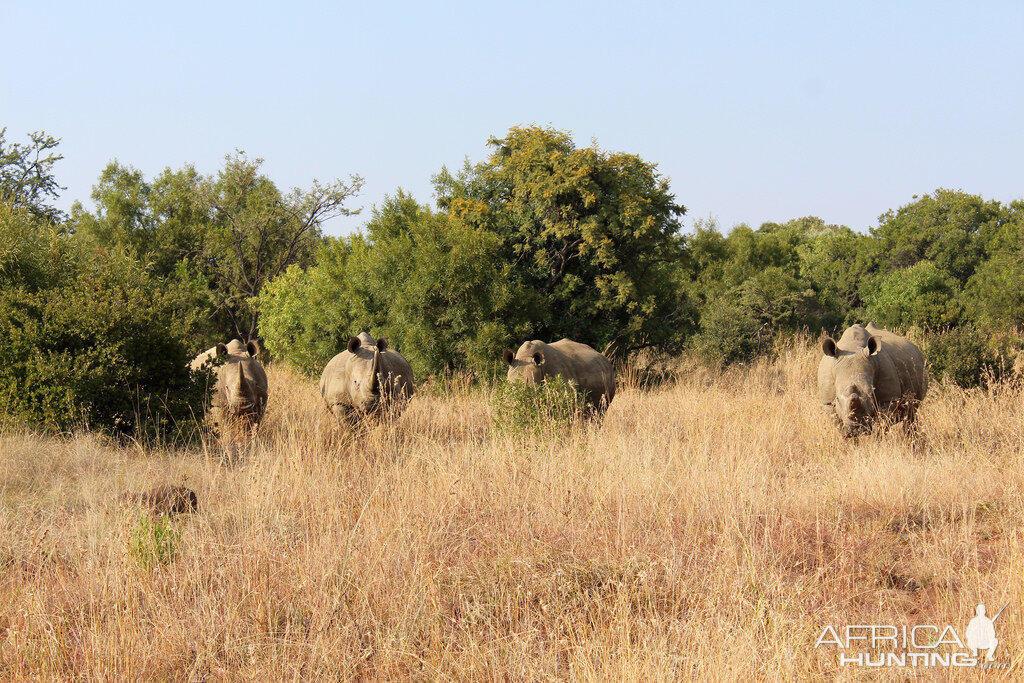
[203,155,362,341]
[0,128,66,224]
[433,126,686,354]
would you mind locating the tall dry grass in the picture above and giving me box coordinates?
[1,337,1022,680]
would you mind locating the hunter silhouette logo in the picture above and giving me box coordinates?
[815,600,1012,668]
[965,602,1008,662]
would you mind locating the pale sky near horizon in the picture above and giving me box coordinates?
[2,1,1022,236]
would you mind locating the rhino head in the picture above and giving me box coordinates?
[345,335,387,413]
[503,346,547,386]
[218,339,264,423]
[819,334,881,437]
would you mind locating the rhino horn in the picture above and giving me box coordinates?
[369,347,380,394]
[235,364,248,395]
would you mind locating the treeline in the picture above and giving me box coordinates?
[1,125,1021,434]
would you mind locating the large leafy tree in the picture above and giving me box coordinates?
[871,189,1005,286]
[434,126,686,354]
[72,154,363,343]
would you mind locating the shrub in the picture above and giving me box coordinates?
[690,268,817,365]
[128,513,182,570]
[921,326,1011,388]
[490,375,589,438]
[863,262,963,330]
[0,248,212,439]
[255,246,357,375]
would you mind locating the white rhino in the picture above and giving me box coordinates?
[502,338,615,411]
[320,332,415,421]
[190,339,268,437]
[818,323,927,436]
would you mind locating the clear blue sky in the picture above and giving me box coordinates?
[2,1,1022,235]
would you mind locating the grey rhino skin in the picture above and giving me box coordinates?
[502,338,615,411]
[191,339,269,436]
[818,323,927,436]
[320,332,415,421]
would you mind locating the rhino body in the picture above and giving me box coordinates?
[502,338,615,411]
[818,323,927,436]
[191,339,268,437]
[320,332,415,421]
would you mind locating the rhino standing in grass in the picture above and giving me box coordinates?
[191,339,268,438]
[320,333,415,422]
[818,323,927,436]
[502,338,615,411]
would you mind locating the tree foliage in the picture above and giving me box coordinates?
[434,126,687,354]
[0,128,66,223]
[71,154,363,343]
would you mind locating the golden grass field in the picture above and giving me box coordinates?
[1,338,1022,680]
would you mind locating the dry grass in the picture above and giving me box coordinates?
[1,338,1022,680]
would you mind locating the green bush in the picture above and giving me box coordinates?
[690,267,817,365]
[0,247,212,438]
[128,513,182,570]
[255,242,358,375]
[863,262,963,330]
[490,375,590,437]
[921,326,1010,388]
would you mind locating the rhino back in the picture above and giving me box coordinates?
[378,351,415,398]
[190,346,219,372]
[867,324,927,402]
[320,352,354,406]
[546,339,615,402]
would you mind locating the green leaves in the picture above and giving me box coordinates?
[0,128,66,224]
[436,126,687,355]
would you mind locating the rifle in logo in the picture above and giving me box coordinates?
[965,602,1009,662]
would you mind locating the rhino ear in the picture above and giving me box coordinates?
[532,350,545,366]
[821,337,838,358]
[865,336,880,357]
[502,348,515,366]
[375,338,388,352]
[246,340,260,357]
[216,343,228,357]
[347,337,361,353]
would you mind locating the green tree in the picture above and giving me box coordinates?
[196,153,364,341]
[0,202,77,291]
[258,192,523,376]
[434,126,686,354]
[863,261,962,330]
[796,225,876,330]
[71,154,363,343]
[690,267,817,364]
[0,128,66,224]
[0,245,211,437]
[256,236,362,375]
[871,189,1003,285]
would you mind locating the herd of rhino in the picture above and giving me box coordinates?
[190,323,928,441]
